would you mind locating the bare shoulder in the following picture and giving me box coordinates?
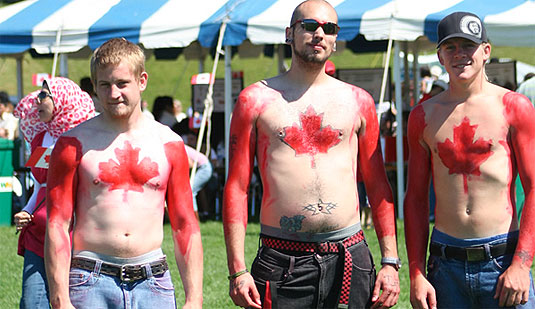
[147,119,183,144]
[61,115,101,138]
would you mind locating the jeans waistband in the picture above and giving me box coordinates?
[261,223,362,242]
[430,228,519,247]
[73,248,165,265]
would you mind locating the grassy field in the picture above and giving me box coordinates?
[0,45,534,112]
[0,219,411,308]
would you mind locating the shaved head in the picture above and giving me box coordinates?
[290,0,338,26]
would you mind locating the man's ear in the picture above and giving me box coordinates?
[437,49,444,66]
[139,72,148,91]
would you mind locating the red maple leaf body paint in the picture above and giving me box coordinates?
[98,141,159,192]
[164,141,198,258]
[282,105,342,168]
[437,117,493,193]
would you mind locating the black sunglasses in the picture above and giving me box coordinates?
[36,91,53,104]
[291,19,340,35]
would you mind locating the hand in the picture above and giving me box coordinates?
[14,211,33,231]
[495,262,531,307]
[409,274,437,309]
[371,264,400,308]
[228,272,261,308]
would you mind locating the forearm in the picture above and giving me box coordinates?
[173,230,203,306]
[223,185,250,273]
[45,221,72,308]
[404,196,430,279]
[224,221,248,274]
[514,191,535,269]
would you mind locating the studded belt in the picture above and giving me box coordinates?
[261,230,365,307]
[71,256,168,282]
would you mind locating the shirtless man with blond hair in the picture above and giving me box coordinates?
[223,1,400,308]
[405,12,535,308]
[44,38,203,308]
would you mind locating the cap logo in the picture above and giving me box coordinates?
[459,15,482,39]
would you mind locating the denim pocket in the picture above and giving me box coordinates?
[491,254,513,273]
[148,271,175,296]
[69,268,97,293]
[350,242,374,272]
[426,255,442,280]
[251,253,284,283]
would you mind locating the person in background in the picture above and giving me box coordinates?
[13,77,95,308]
[152,95,177,128]
[174,99,187,123]
[0,91,19,140]
[141,99,155,120]
[184,143,213,220]
[80,76,101,114]
[517,73,535,104]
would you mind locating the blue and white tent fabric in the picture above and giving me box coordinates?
[0,0,533,55]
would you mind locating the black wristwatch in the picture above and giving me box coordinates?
[381,257,402,271]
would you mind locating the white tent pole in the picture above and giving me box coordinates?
[51,26,63,77]
[224,45,232,179]
[16,55,23,101]
[394,41,404,219]
[60,54,68,77]
[191,21,227,184]
[378,38,393,106]
[412,43,419,103]
[378,9,394,106]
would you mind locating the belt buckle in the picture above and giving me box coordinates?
[465,247,485,262]
[119,264,134,282]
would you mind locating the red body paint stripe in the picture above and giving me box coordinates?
[164,141,199,258]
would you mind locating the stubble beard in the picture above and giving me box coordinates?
[292,40,331,71]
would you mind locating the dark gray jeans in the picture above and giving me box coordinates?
[251,238,376,308]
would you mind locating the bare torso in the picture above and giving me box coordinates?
[247,77,371,233]
[421,85,519,238]
[65,116,180,257]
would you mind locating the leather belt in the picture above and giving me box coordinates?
[71,257,168,282]
[429,241,516,262]
[261,230,365,307]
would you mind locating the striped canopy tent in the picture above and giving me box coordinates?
[1,0,533,213]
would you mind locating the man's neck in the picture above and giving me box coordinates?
[285,63,329,87]
[447,73,488,101]
[101,109,146,133]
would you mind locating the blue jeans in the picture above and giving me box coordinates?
[428,228,535,308]
[191,162,212,211]
[69,255,176,308]
[252,235,376,308]
[20,250,50,309]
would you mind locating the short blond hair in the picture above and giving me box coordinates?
[90,38,145,84]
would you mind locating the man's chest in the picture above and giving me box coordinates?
[78,138,171,193]
[424,106,510,173]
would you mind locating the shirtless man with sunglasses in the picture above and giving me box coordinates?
[223,1,400,308]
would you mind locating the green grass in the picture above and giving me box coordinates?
[0,219,411,308]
